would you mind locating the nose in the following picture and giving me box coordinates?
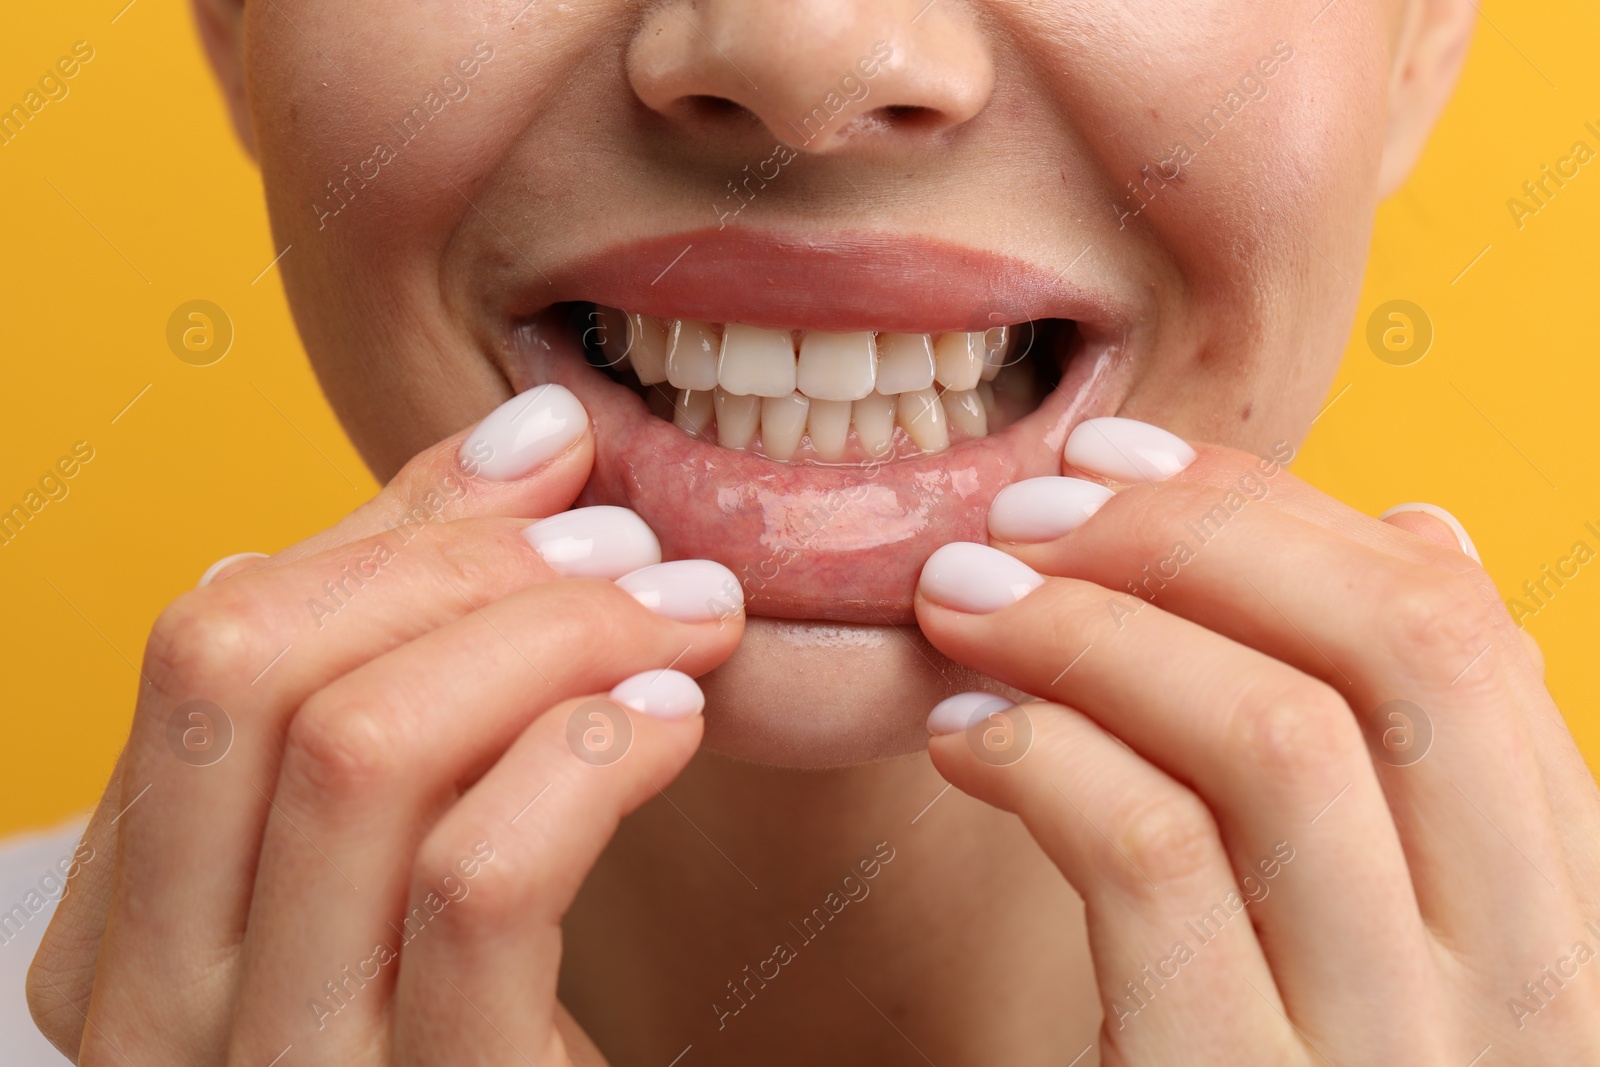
[627,0,995,153]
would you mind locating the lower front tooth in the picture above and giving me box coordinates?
[934,332,983,391]
[673,388,714,438]
[806,399,851,460]
[852,392,896,458]
[714,389,760,450]
[942,388,988,438]
[761,392,810,461]
[897,388,949,454]
[976,380,997,422]
[667,320,720,390]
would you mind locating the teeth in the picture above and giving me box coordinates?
[897,388,949,454]
[760,392,810,461]
[714,388,760,450]
[806,399,852,460]
[797,332,876,402]
[941,388,988,438]
[976,380,997,422]
[852,392,896,458]
[667,320,720,391]
[980,325,1008,382]
[673,388,714,438]
[626,313,670,385]
[874,333,936,394]
[601,309,1035,460]
[933,332,984,391]
[718,324,797,397]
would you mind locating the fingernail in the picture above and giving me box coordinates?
[918,542,1045,614]
[609,668,705,720]
[1064,416,1196,482]
[523,506,662,579]
[460,384,588,481]
[988,477,1116,543]
[1379,502,1481,563]
[197,552,268,587]
[616,559,745,622]
[927,691,1017,736]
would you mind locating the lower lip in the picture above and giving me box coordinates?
[507,318,1124,624]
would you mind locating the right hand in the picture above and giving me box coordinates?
[27,384,746,1065]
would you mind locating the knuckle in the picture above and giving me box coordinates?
[281,690,408,801]
[1381,570,1498,669]
[411,521,507,597]
[1228,677,1358,793]
[413,831,532,934]
[142,587,269,694]
[1106,790,1220,891]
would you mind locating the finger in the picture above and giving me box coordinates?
[1379,502,1480,562]
[276,383,594,564]
[390,673,706,1065]
[1059,418,1479,575]
[915,545,1444,1053]
[26,750,122,1059]
[926,693,1292,1061]
[987,468,1585,953]
[226,566,744,1059]
[85,510,658,1062]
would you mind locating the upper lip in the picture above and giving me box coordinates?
[494,228,1133,625]
[509,227,1130,336]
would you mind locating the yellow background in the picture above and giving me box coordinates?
[2,2,1596,835]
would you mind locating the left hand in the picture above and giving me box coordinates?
[914,417,1600,1065]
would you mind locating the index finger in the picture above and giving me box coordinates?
[267,383,595,570]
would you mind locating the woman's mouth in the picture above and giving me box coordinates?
[494,229,1133,624]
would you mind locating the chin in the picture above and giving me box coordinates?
[695,616,1012,767]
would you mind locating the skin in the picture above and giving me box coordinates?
[25,0,1600,1063]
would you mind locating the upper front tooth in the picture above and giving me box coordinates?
[897,387,949,454]
[760,392,810,461]
[980,325,1008,382]
[806,399,852,460]
[667,320,720,390]
[627,313,670,385]
[719,324,796,397]
[874,333,935,394]
[934,332,983,391]
[797,331,876,402]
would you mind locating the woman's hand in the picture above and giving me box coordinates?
[28,384,746,1065]
[915,417,1600,1064]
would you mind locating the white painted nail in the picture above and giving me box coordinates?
[197,552,268,587]
[988,477,1115,543]
[609,668,705,720]
[1064,416,1196,482]
[523,506,661,579]
[459,384,588,481]
[927,692,1017,736]
[918,542,1045,614]
[1379,502,1481,563]
[616,559,745,622]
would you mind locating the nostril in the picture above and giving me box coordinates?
[681,94,758,124]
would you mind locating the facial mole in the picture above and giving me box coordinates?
[1240,402,1253,422]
